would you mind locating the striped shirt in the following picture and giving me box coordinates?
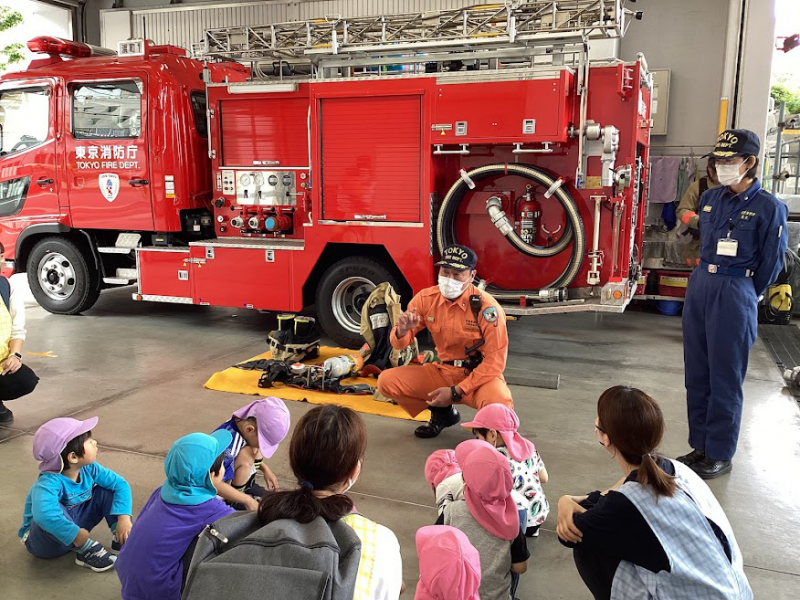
[214,418,249,483]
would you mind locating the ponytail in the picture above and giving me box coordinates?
[258,487,354,525]
[259,405,367,525]
[636,453,676,498]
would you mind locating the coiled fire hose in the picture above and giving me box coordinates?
[436,163,586,292]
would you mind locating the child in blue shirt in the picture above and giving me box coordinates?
[116,430,234,600]
[213,397,290,510]
[19,416,133,572]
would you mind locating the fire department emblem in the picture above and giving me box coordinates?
[482,306,498,323]
[99,173,120,202]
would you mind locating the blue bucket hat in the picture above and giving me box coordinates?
[161,430,232,506]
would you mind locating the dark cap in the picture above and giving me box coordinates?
[435,244,477,271]
[704,129,760,159]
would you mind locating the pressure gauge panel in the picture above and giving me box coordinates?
[234,170,304,206]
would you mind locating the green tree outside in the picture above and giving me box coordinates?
[0,6,24,73]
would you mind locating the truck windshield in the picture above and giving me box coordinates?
[73,79,142,139]
[0,86,50,157]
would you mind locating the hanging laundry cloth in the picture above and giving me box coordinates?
[674,158,697,204]
[648,156,682,203]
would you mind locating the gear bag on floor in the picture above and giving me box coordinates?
[182,511,361,600]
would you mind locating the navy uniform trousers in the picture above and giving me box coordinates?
[682,268,757,462]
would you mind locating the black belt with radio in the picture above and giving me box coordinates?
[442,294,485,371]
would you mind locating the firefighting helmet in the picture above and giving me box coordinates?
[267,314,321,362]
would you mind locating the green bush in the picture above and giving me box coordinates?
[771,83,800,115]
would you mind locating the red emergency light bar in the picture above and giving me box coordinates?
[27,36,116,58]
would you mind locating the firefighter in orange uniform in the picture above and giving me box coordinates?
[377,245,513,438]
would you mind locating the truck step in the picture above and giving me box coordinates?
[103,268,139,286]
[116,268,138,280]
[98,233,142,254]
[115,233,142,249]
[98,247,134,254]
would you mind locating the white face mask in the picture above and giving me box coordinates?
[341,459,362,494]
[438,275,468,299]
[716,162,746,187]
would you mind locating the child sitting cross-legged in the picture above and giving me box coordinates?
[19,417,133,572]
[439,439,529,600]
[116,431,235,600]
[213,397,290,510]
[463,404,549,537]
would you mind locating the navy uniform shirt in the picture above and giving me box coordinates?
[698,179,788,296]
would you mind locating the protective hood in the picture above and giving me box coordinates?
[161,430,232,506]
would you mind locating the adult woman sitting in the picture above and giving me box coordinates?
[0,242,38,424]
[258,404,403,600]
[557,386,752,600]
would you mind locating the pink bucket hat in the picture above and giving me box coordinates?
[33,416,99,474]
[461,441,519,541]
[424,450,462,490]
[415,526,481,600]
[462,404,535,462]
[232,397,290,458]
[454,438,486,467]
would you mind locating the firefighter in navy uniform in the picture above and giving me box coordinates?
[679,129,788,479]
[377,244,513,438]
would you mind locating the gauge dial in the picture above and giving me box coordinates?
[239,173,251,186]
[254,173,265,186]
[268,175,279,186]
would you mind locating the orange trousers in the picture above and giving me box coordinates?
[376,363,513,418]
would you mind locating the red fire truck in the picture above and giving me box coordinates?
[0,2,651,347]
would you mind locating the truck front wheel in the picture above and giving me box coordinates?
[27,237,101,315]
[316,257,399,348]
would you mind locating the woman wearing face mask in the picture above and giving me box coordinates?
[557,386,752,600]
[679,129,788,479]
[377,244,513,438]
[257,405,403,600]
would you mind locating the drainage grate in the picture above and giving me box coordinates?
[758,324,800,371]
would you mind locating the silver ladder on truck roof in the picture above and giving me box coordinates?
[193,0,641,75]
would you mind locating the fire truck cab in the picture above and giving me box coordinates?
[0,38,230,314]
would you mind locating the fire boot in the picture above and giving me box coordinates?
[415,406,461,439]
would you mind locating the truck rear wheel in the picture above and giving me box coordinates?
[316,257,399,348]
[27,237,101,315]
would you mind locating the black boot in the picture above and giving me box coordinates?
[676,449,705,466]
[415,406,460,439]
[0,401,12,425]
[691,458,732,479]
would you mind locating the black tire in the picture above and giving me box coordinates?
[316,257,400,348]
[27,237,101,315]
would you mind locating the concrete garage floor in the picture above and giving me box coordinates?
[1,286,799,600]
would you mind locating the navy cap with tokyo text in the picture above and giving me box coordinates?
[704,129,760,159]
[435,244,477,271]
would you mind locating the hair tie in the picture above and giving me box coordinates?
[300,481,314,491]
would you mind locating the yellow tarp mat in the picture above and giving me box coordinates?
[204,346,430,422]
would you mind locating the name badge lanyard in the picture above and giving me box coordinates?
[717,188,761,237]
[715,189,760,258]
